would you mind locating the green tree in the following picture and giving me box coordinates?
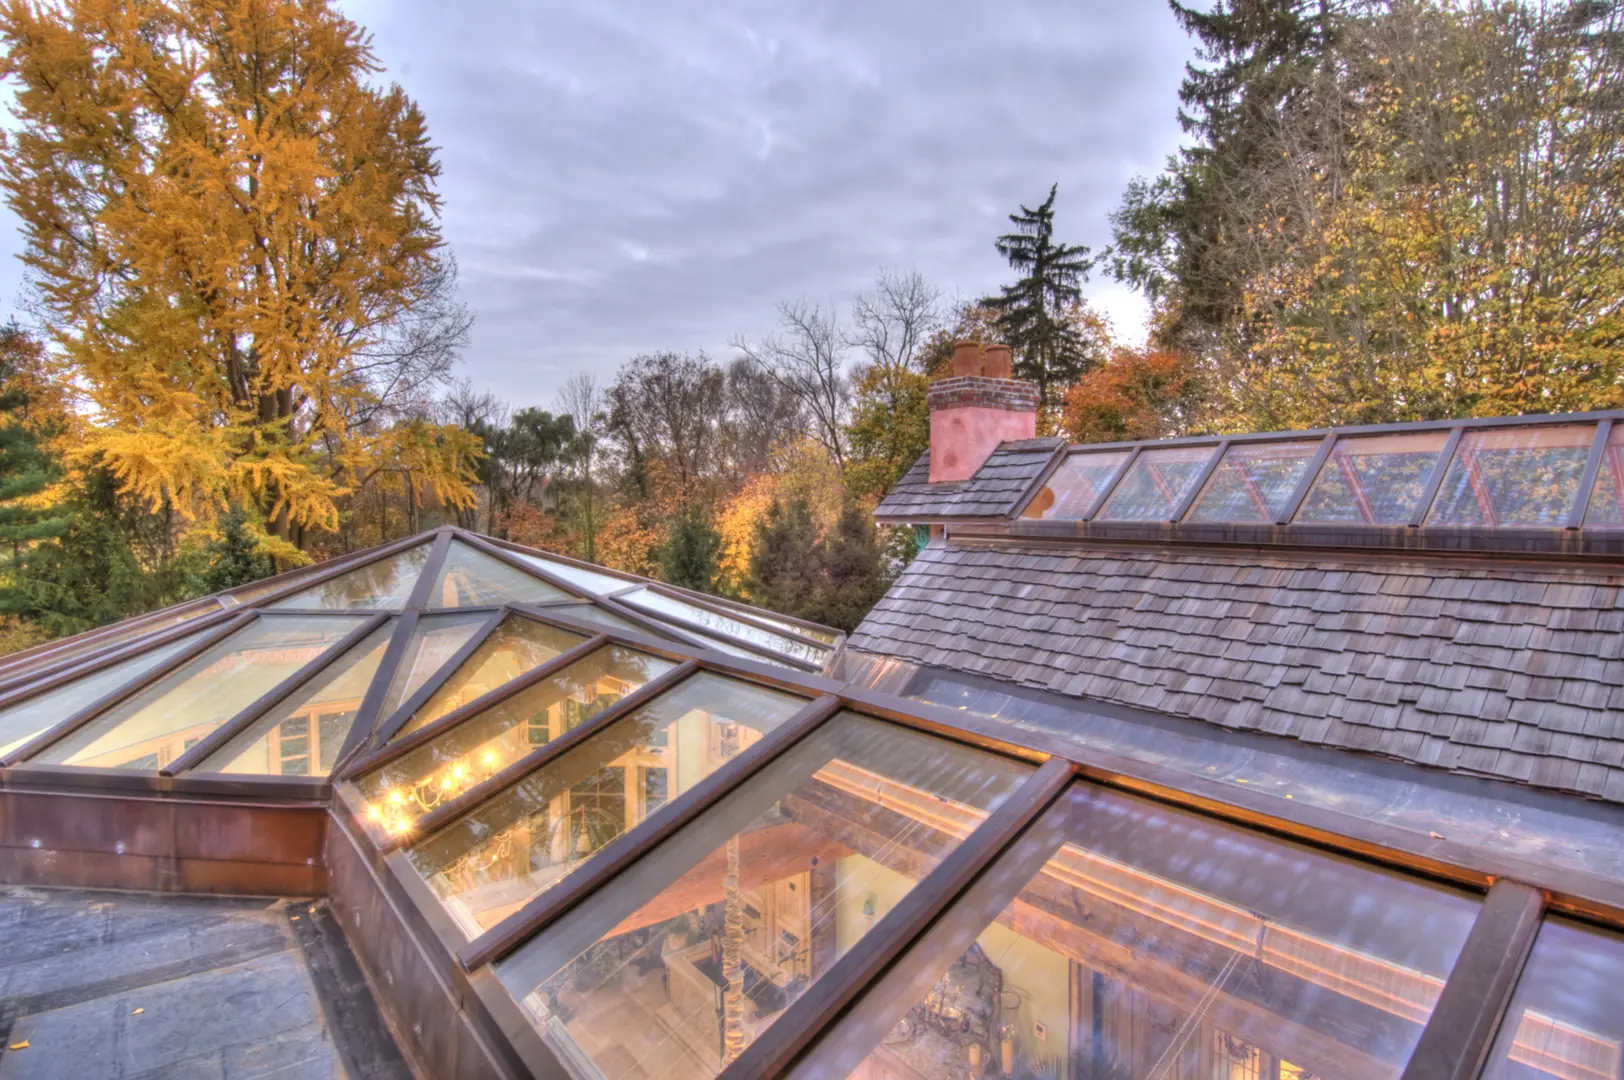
[806,502,886,632]
[659,506,723,594]
[1110,1,1340,346]
[0,325,68,559]
[198,509,275,594]
[747,498,818,619]
[982,185,1102,411]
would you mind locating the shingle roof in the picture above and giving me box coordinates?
[849,539,1624,803]
[872,438,1064,521]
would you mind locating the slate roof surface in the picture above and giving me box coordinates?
[873,439,1064,521]
[849,539,1624,803]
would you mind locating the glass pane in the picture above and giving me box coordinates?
[808,782,1481,1080]
[1021,450,1131,520]
[505,549,639,597]
[0,602,221,683]
[392,615,588,740]
[549,604,677,639]
[1186,440,1321,524]
[0,632,204,759]
[618,588,828,667]
[1482,918,1624,1080]
[1585,424,1624,527]
[373,612,491,723]
[362,647,681,840]
[268,545,431,610]
[1427,425,1595,527]
[1096,445,1216,521]
[427,542,575,608]
[494,712,1032,1074]
[33,615,368,768]
[400,669,804,938]
[197,620,396,776]
[696,600,840,647]
[1295,431,1450,525]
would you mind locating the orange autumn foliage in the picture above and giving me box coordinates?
[1061,347,1206,445]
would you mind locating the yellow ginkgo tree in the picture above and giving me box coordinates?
[0,0,481,559]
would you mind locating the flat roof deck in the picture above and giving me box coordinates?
[0,887,408,1080]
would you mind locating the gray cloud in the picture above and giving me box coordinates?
[0,1,1195,408]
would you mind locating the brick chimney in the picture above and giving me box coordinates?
[927,342,1039,483]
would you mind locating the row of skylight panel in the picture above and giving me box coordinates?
[1026,420,1624,528]
[317,637,1624,1080]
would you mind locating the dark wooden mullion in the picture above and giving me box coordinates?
[327,610,422,775]
[1568,419,1612,530]
[1399,881,1545,1080]
[787,790,1080,1079]
[341,633,610,779]
[403,529,455,611]
[716,755,1078,1080]
[1005,445,1073,521]
[1170,439,1230,523]
[449,528,600,604]
[162,613,391,776]
[368,608,509,746]
[615,593,822,672]
[227,530,432,613]
[645,582,832,654]
[1278,433,1338,525]
[0,596,226,692]
[504,602,702,664]
[0,605,249,713]
[1411,425,1466,527]
[1,611,258,766]
[380,659,702,851]
[1082,445,1142,521]
[458,693,844,970]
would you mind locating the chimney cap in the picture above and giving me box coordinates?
[983,344,1013,379]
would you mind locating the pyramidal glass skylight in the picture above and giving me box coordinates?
[0,528,841,778]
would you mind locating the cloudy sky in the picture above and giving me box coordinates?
[0,1,1196,409]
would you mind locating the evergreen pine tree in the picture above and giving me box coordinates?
[806,502,886,632]
[659,506,724,594]
[0,324,68,561]
[981,185,1100,411]
[747,498,818,619]
[200,510,276,594]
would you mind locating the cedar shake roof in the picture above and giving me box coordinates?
[872,437,1064,523]
[849,538,1624,803]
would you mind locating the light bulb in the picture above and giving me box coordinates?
[482,752,496,767]
[366,805,383,822]
[388,789,404,805]
[440,775,455,790]
[452,764,467,780]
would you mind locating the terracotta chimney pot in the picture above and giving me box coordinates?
[927,341,1039,483]
[983,344,1013,379]
[951,340,981,378]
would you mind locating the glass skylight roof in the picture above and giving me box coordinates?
[0,527,1616,1080]
[0,528,839,778]
[1021,412,1624,538]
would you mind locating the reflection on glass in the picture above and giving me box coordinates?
[404,670,805,938]
[360,647,681,841]
[619,588,828,667]
[1186,441,1320,524]
[268,545,431,610]
[372,612,491,723]
[198,621,396,776]
[393,615,587,739]
[547,604,675,639]
[505,550,638,596]
[1021,450,1131,520]
[1482,918,1624,1080]
[494,713,1032,1076]
[1295,431,1450,525]
[1585,424,1624,528]
[33,615,367,768]
[426,542,574,608]
[0,603,219,684]
[1427,425,1595,527]
[1096,446,1216,521]
[0,633,203,759]
[813,783,1480,1080]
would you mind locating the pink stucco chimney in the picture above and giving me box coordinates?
[927,342,1039,483]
